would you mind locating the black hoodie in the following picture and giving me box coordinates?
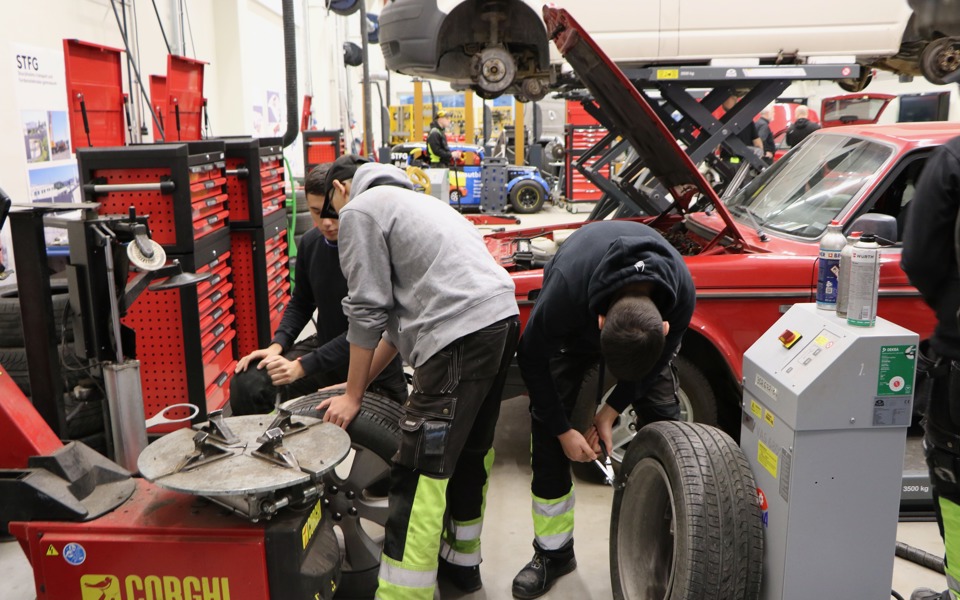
[901,135,960,360]
[517,220,696,436]
[786,118,820,147]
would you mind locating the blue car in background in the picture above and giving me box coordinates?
[389,142,550,214]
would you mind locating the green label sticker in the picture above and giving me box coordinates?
[877,345,916,396]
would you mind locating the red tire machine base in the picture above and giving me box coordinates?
[2,373,344,600]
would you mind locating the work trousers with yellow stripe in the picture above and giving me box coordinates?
[528,351,680,553]
[376,317,519,600]
[922,366,960,600]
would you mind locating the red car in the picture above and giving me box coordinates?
[488,8,953,454]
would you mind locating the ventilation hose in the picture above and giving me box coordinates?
[281,0,299,149]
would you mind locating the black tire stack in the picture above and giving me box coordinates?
[0,285,102,439]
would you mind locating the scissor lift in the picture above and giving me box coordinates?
[567,63,865,219]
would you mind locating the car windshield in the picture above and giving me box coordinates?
[725,134,892,238]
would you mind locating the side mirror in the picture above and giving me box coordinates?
[850,213,898,245]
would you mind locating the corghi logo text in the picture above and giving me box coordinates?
[80,573,231,600]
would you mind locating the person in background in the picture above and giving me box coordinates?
[901,135,960,600]
[785,105,820,146]
[719,93,763,165]
[319,155,520,600]
[511,220,695,599]
[229,163,408,415]
[427,110,462,167]
[756,106,777,163]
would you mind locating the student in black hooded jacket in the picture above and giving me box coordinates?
[510,220,695,599]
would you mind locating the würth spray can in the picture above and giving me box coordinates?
[846,233,881,327]
[835,231,861,318]
[816,220,846,309]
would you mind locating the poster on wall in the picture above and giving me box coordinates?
[5,43,79,274]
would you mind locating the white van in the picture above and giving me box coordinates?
[378,0,960,99]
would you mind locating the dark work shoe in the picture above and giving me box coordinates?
[910,589,950,600]
[511,545,577,599]
[437,557,482,593]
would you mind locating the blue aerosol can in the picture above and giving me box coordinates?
[816,220,846,310]
[846,233,881,327]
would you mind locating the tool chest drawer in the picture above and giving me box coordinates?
[78,141,229,254]
[230,209,292,356]
[223,137,285,227]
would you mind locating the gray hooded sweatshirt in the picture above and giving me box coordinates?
[338,162,518,368]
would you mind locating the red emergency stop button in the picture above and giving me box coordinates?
[778,330,802,349]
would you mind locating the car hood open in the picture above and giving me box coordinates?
[543,6,745,249]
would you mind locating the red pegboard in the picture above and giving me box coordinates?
[63,39,126,148]
[230,232,260,356]
[94,167,176,244]
[122,286,188,423]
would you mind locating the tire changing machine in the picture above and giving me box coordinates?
[741,303,918,599]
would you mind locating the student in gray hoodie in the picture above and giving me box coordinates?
[317,155,520,600]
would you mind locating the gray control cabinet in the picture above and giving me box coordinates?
[740,304,917,600]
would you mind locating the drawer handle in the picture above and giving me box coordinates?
[213,340,226,354]
[211,291,223,303]
[213,324,225,337]
[215,372,228,387]
[212,307,223,320]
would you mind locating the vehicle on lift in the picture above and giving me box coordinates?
[379,0,960,100]
[488,7,949,457]
[389,142,551,213]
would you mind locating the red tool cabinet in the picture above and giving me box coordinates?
[302,129,343,173]
[77,142,230,254]
[230,209,290,357]
[77,142,239,431]
[564,101,610,204]
[224,137,286,227]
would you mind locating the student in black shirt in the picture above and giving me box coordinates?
[229,164,408,414]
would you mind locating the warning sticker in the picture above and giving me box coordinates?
[877,345,916,396]
[757,440,779,479]
[46,545,58,557]
[656,68,679,80]
[763,409,775,427]
[750,399,763,418]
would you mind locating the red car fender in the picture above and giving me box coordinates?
[684,309,748,383]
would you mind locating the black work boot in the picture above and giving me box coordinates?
[511,541,577,599]
[910,589,950,600]
[437,556,482,593]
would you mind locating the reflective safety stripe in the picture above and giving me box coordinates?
[532,488,575,551]
[536,530,574,551]
[439,540,481,566]
[377,555,437,600]
[447,519,483,541]
[533,494,575,518]
[942,496,960,599]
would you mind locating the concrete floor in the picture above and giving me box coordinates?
[1,203,951,598]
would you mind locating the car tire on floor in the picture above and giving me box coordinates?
[610,421,762,600]
[284,389,403,600]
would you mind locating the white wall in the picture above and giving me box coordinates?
[0,0,366,275]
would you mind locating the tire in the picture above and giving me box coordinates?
[509,180,545,214]
[836,71,873,93]
[0,344,84,397]
[0,285,73,346]
[571,357,719,478]
[610,422,762,600]
[921,37,960,85]
[284,389,403,600]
